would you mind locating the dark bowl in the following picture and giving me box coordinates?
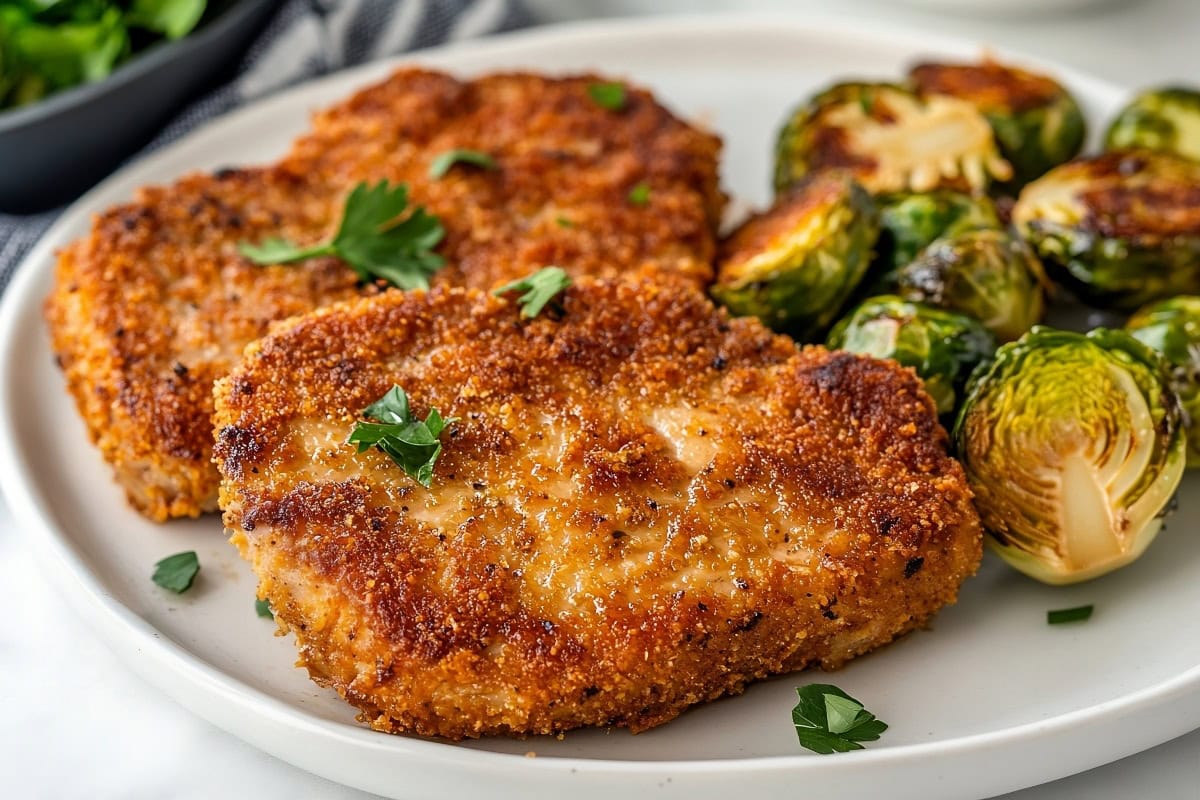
[0,0,278,214]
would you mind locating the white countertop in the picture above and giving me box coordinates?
[4,1,1200,797]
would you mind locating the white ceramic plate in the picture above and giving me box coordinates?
[2,15,1198,800]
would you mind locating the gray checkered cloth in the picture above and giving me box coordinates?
[0,0,531,291]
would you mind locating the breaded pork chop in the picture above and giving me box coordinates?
[45,69,723,521]
[213,278,982,740]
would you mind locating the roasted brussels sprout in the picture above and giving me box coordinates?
[826,296,996,416]
[1126,296,1200,466]
[1012,150,1200,309]
[955,327,1186,584]
[872,190,1002,285]
[712,172,879,340]
[910,59,1086,188]
[774,82,1012,196]
[894,228,1047,342]
[1106,87,1200,163]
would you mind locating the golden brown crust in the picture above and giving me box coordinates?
[44,69,724,520]
[910,59,1062,114]
[214,278,982,740]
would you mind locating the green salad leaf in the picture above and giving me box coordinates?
[0,0,208,110]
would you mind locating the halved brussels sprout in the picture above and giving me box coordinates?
[773,82,1012,196]
[955,326,1186,584]
[712,172,879,341]
[1126,296,1200,466]
[1106,87,1200,163]
[826,295,996,416]
[872,190,1002,287]
[894,228,1048,342]
[1012,150,1200,310]
[910,59,1086,189]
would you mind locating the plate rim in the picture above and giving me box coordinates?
[2,12,1196,797]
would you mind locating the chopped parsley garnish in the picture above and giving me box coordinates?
[238,180,445,290]
[587,81,626,111]
[1048,605,1093,625]
[428,149,497,179]
[792,684,888,754]
[627,182,651,206]
[152,551,200,594]
[348,386,457,488]
[255,597,274,619]
[492,266,573,318]
[555,215,574,228]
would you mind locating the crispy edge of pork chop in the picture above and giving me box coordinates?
[213,278,982,740]
[44,69,724,521]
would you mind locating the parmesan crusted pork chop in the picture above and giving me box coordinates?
[213,278,982,740]
[45,69,723,521]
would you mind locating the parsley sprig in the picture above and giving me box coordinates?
[152,551,200,594]
[255,597,274,619]
[792,684,888,754]
[348,386,457,488]
[429,149,496,179]
[587,81,627,110]
[493,266,573,318]
[238,180,445,290]
[1048,605,1093,624]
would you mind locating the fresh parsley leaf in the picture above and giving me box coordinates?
[255,597,274,619]
[152,551,200,594]
[1048,605,1093,625]
[627,181,651,206]
[492,266,573,319]
[429,148,497,179]
[792,684,888,754]
[126,0,206,40]
[238,180,445,291]
[587,81,626,110]
[348,386,458,488]
[555,215,574,228]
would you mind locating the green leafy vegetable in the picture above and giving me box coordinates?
[492,266,573,318]
[239,180,446,291]
[1048,605,1093,625]
[255,597,274,619]
[627,182,650,206]
[587,81,626,110]
[555,215,574,228]
[792,684,888,754]
[0,1,208,111]
[126,0,206,39]
[152,551,200,594]
[428,148,497,179]
[348,386,458,488]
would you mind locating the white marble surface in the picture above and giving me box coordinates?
[4,1,1200,797]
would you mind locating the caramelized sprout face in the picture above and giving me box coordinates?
[955,327,1186,584]
[1106,87,1200,163]
[1013,150,1200,310]
[894,228,1048,342]
[910,59,1086,189]
[712,172,879,341]
[826,296,996,416]
[1126,296,1200,467]
[773,82,1012,196]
